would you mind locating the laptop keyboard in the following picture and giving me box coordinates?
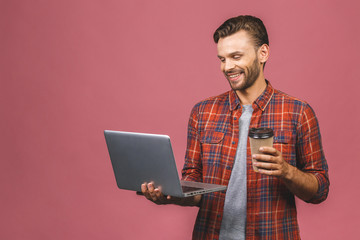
[182,185,204,193]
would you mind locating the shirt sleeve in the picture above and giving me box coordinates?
[296,103,330,204]
[181,103,203,182]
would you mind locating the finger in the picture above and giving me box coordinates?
[154,187,165,201]
[147,182,159,201]
[253,153,277,163]
[257,168,281,176]
[141,182,152,200]
[259,146,279,156]
[254,161,279,171]
[154,189,162,198]
[147,182,155,192]
[141,182,148,193]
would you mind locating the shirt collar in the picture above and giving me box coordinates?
[229,80,274,112]
[229,88,241,111]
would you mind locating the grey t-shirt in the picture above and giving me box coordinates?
[219,105,253,240]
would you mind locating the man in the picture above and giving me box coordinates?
[141,15,329,239]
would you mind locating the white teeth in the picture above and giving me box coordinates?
[230,74,240,78]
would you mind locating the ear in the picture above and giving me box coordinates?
[258,44,270,64]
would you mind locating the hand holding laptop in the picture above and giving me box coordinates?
[141,182,202,206]
[104,130,226,199]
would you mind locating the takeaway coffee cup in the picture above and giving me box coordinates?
[249,128,274,172]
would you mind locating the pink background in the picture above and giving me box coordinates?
[1,0,359,239]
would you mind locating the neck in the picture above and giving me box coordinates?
[236,74,267,105]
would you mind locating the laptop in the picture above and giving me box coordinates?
[104,130,227,197]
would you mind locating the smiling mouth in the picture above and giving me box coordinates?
[229,73,240,78]
[226,71,244,81]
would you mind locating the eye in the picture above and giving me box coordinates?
[219,57,225,63]
[233,55,241,60]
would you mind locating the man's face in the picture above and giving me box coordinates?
[217,30,262,92]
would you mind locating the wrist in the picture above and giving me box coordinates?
[283,163,295,181]
[179,195,201,206]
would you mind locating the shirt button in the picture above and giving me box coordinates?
[234,117,237,120]
[232,141,236,144]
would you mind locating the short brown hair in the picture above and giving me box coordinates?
[213,15,269,49]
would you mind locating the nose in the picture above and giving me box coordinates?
[223,59,235,72]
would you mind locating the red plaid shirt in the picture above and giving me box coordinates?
[181,81,329,240]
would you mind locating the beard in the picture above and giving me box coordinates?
[225,56,261,91]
